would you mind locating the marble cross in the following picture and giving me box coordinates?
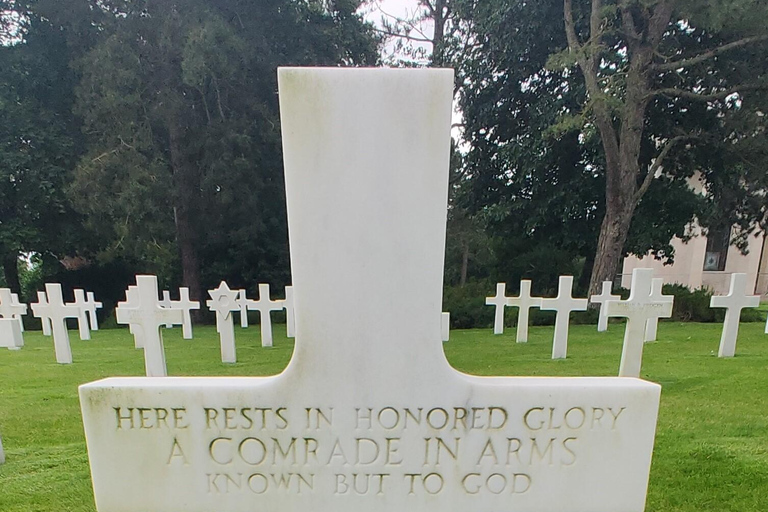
[36,291,52,336]
[236,289,250,328]
[116,276,183,376]
[0,288,26,333]
[441,311,450,342]
[207,281,240,363]
[160,288,199,339]
[284,285,296,338]
[0,318,23,350]
[31,283,80,364]
[246,283,284,348]
[85,292,102,331]
[590,281,620,332]
[72,289,92,341]
[121,286,144,349]
[485,282,509,334]
[506,279,542,343]
[540,275,588,359]
[605,268,673,377]
[159,290,174,328]
[80,68,662,512]
[710,273,760,358]
[644,278,674,342]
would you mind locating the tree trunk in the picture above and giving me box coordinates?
[2,252,22,299]
[459,242,469,287]
[168,124,203,320]
[588,201,636,296]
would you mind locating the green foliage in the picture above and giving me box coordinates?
[664,283,764,323]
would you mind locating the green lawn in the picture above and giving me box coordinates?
[1,321,767,511]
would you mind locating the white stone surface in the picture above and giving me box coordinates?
[0,288,26,333]
[507,280,542,343]
[710,273,760,358]
[161,288,199,339]
[237,289,250,328]
[485,283,508,334]
[207,282,240,363]
[246,283,284,348]
[116,276,184,376]
[123,286,144,349]
[605,269,673,378]
[35,291,52,336]
[31,283,79,364]
[0,318,23,350]
[441,311,450,342]
[643,278,674,343]
[284,286,296,338]
[590,281,619,332]
[80,68,660,512]
[540,276,588,359]
[72,289,92,341]
[0,433,4,464]
[160,291,174,328]
[85,291,103,331]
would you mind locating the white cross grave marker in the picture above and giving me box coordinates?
[284,285,296,338]
[84,292,102,331]
[590,281,620,332]
[120,286,144,349]
[159,290,174,328]
[441,311,450,342]
[116,275,183,376]
[72,289,92,340]
[644,278,674,342]
[31,283,79,364]
[605,268,673,377]
[710,273,760,358]
[0,318,23,350]
[80,68,662,512]
[540,275,588,359]
[36,291,52,336]
[246,283,284,348]
[207,281,239,363]
[0,288,26,333]
[485,282,509,334]
[507,279,542,343]
[176,287,199,339]
[236,289,249,328]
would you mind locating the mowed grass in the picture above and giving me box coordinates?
[1,321,767,511]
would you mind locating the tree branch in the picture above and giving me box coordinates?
[590,0,602,44]
[634,135,693,202]
[646,0,673,48]
[618,1,640,44]
[650,83,768,102]
[654,34,768,71]
[563,0,581,53]
[373,27,432,44]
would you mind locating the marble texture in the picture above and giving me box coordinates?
[207,282,240,363]
[605,269,673,377]
[80,68,660,512]
[36,291,52,336]
[590,281,619,332]
[72,289,92,341]
[0,288,26,333]
[485,283,508,334]
[507,280,541,343]
[710,273,760,358]
[643,278,673,343]
[0,318,23,350]
[85,291,103,331]
[540,276,588,359]
[284,286,296,338]
[246,283,284,348]
[441,312,450,342]
[31,283,79,364]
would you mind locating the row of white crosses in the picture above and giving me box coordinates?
[207,282,295,363]
[0,288,27,350]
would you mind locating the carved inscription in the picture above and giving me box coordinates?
[111,404,627,497]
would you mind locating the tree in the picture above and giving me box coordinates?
[452,0,768,295]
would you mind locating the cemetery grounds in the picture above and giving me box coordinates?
[0,322,767,512]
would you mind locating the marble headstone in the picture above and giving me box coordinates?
[590,281,619,333]
[85,291,103,330]
[72,289,92,341]
[80,68,661,512]
[506,280,542,343]
[207,282,240,363]
[37,291,52,336]
[485,283,509,335]
[0,288,26,333]
[237,289,250,328]
[284,286,296,338]
[441,312,450,342]
[31,283,79,364]
[710,273,760,358]
[246,283,284,348]
[539,276,588,359]
[0,318,23,350]
[643,278,673,343]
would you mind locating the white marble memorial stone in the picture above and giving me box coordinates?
[177,287,200,339]
[31,283,79,364]
[36,291,52,336]
[710,273,760,358]
[117,276,184,376]
[0,288,26,333]
[441,312,450,342]
[0,318,23,350]
[485,283,509,334]
[507,280,542,343]
[284,285,296,338]
[590,281,619,332]
[643,278,673,343]
[540,276,588,359]
[120,286,145,349]
[605,269,673,378]
[85,292,103,331]
[246,283,284,348]
[80,68,661,512]
[237,289,250,328]
[72,289,92,340]
[160,290,174,328]
[207,282,240,363]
